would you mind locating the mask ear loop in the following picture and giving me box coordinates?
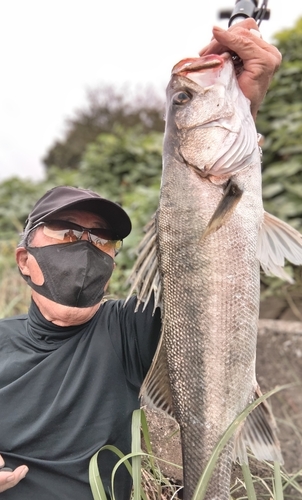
[114,240,123,257]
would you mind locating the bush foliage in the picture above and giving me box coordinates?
[1,18,302,313]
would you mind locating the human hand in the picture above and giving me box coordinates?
[199,18,282,119]
[0,455,28,493]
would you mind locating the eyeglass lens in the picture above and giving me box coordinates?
[42,220,122,253]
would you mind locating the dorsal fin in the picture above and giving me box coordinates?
[140,330,175,419]
[234,385,283,464]
[125,213,162,314]
[125,214,174,416]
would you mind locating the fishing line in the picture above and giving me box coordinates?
[255,0,269,26]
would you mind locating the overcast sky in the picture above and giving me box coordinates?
[1,1,301,182]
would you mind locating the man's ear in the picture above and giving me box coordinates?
[15,247,30,276]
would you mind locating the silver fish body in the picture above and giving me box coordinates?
[128,53,302,499]
[159,54,263,499]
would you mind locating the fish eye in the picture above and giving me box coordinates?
[172,91,191,105]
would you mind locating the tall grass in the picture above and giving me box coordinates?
[0,268,31,318]
[89,391,302,500]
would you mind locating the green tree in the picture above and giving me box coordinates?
[79,126,162,194]
[0,178,44,235]
[257,18,302,231]
[256,17,302,294]
[43,85,165,171]
[2,18,302,309]
[0,126,163,299]
[78,126,163,297]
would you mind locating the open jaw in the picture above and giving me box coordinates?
[171,53,232,87]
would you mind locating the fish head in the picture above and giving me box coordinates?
[164,53,257,179]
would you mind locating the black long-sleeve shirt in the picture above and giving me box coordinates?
[0,297,161,499]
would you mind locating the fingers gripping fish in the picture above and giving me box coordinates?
[127,53,302,499]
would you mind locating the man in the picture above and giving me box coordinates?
[1,185,161,500]
[0,19,281,499]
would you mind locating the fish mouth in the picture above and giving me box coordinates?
[172,55,224,75]
[171,53,232,87]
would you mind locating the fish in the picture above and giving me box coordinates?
[127,52,302,499]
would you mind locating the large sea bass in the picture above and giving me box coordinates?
[128,52,302,499]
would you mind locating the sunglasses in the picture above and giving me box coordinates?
[30,220,123,255]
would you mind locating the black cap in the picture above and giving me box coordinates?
[24,186,132,239]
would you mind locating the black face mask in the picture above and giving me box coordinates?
[21,241,115,308]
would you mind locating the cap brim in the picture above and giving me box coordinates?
[31,198,131,239]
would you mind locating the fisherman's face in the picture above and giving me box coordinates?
[15,210,117,326]
[21,209,116,285]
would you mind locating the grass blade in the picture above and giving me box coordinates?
[89,445,133,500]
[241,461,257,500]
[274,461,284,500]
[140,409,156,474]
[131,409,143,500]
[89,449,108,500]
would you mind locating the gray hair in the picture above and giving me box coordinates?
[18,226,39,248]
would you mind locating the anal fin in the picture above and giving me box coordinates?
[234,385,283,464]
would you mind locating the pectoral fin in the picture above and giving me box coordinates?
[125,213,162,313]
[201,180,243,240]
[257,211,302,283]
[234,386,283,464]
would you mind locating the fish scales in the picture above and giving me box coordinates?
[128,52,302,499]
[158,136,261,498]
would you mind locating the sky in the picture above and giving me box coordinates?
[1,0,301,182]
